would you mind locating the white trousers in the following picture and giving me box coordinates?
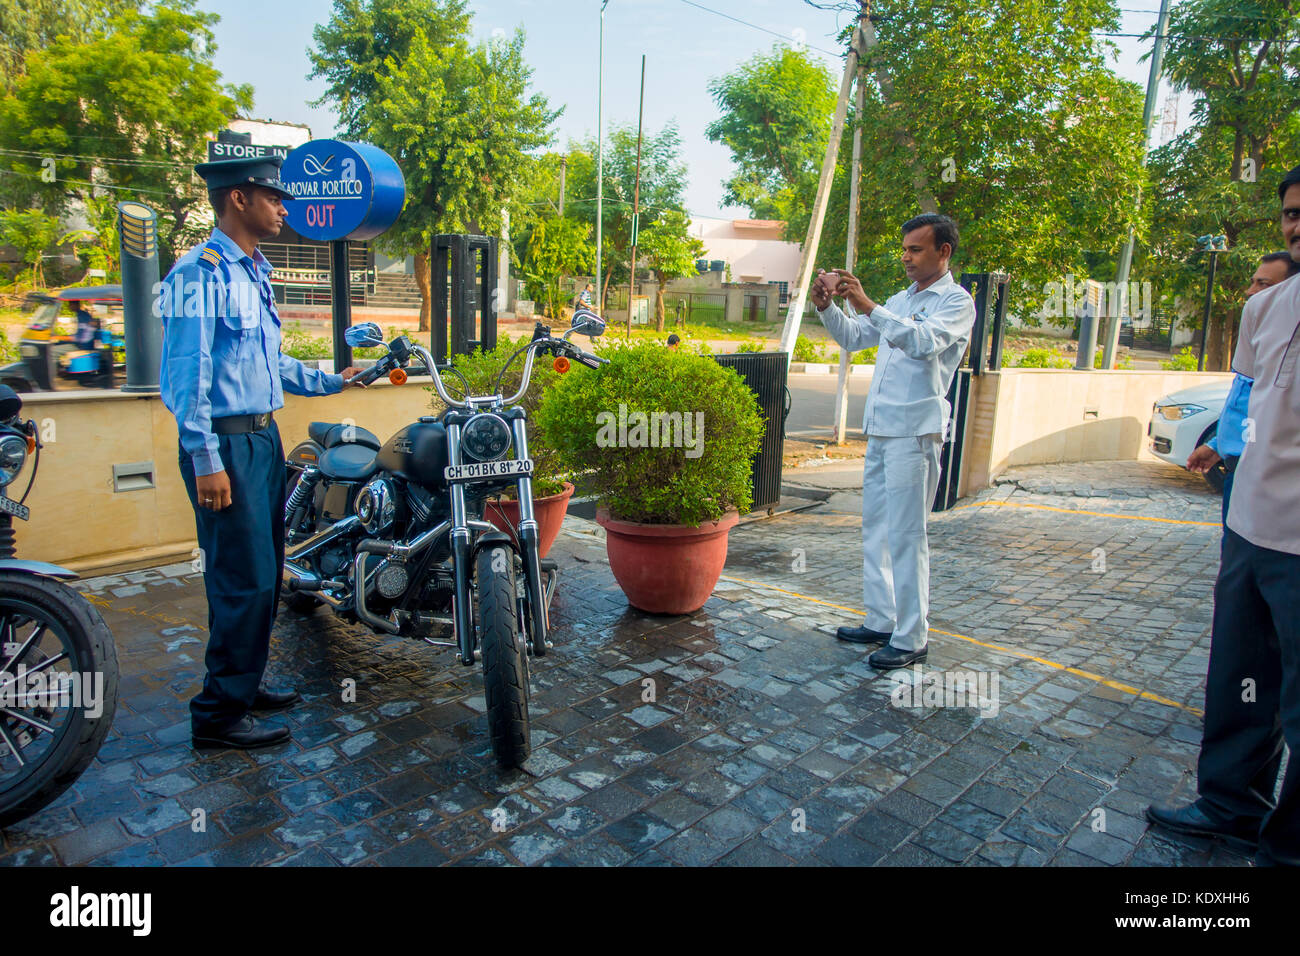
[860,434,944,652]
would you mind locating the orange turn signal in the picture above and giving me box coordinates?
[389,368,408,386]
[553,356,571,374]
[26,435,35,454]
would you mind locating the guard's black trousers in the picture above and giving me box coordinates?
[1197,526,1300,865]
[179,422,286,733]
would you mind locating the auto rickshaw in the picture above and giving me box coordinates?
[1,286,125,392]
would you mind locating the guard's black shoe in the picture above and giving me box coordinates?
[836,625,893,645]
[253,686,301,711]
[869,644,928,670]
[1144,802,1259,852]
[192,715,291,750]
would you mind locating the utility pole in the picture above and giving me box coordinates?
[1102,0,1171,369]
[778,21,864,362]
[626,53,646,335]
[833,5,870,445]
[596,0,609,309]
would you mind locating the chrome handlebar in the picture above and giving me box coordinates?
[410,337,605,410]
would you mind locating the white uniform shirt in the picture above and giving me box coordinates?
[817,271,976,438]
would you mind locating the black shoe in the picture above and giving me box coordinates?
[836,625,893,645]
[192,715,291,750]
[869,644,928,670]
[1144,802,1259,852]
[253,686,301,711]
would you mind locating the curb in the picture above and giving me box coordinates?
[789,362,874,376]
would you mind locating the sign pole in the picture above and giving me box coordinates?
[331,239,353,372]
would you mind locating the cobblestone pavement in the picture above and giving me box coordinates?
[0,461,1249,867]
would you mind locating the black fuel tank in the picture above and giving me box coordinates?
[376,421,449,488]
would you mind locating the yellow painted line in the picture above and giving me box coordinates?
[947,499,1219,527]
[718,573,1203,717]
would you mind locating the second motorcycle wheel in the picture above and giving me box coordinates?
[0,571,118,828]
[475,545,530,769]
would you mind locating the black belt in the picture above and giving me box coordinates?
[212,412,274,434]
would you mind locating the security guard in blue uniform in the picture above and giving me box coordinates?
[160,155,367,749]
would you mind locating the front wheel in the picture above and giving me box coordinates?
[0,572,119,827]
[475,545,530,769]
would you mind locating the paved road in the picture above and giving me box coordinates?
[0,460,1243,867]
[785,371,872,440]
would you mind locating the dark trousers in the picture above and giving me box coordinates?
[1220,470,1234,525]
[1197,526,1300,865]
[179,422,286,732]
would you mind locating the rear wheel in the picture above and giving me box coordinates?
[475,545,530,769]
[0,572,118,827]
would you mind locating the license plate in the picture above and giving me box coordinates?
[444,458,534,482]
[0,496,29,521]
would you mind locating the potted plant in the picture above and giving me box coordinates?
[427,334,574,558]
[537,341,763,614]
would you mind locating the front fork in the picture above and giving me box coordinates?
[446,413,550,667]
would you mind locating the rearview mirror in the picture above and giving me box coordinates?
[570,309,605,338]
[344,322,385,348]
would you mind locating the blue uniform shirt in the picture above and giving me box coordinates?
[1206,373,1253,458]
[159,227,344,476]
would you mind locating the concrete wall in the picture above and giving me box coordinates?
[957,368,1233,496]
[688,216,802,287]
[13,378,440,573]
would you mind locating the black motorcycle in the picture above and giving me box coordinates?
[0,385,118,826]
[281,312,607,768]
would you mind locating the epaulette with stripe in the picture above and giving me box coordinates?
[197,243,224,269]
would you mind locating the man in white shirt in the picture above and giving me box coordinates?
[810,213,976,669]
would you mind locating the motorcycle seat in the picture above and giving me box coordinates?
[317,443,380,482]
[308,420,382,450]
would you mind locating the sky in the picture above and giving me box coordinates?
[204,0,1186,221]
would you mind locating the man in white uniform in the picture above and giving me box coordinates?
[810,213,976,670]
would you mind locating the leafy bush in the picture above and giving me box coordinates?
[851,346,878,365]
[1015,347,1072,369]
[792,334,826,363]
[427,333,566,497]
[1092,348,1134,370]
[734,340,764,353]
[0,327,17,365]
[280,327,332,360]
[1161,346,1198,371]
[537,341,763,525]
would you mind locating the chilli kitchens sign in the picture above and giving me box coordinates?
[280,139,406,242]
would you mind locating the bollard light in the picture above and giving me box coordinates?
[117,201,162,392]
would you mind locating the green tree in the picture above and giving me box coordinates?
[566,123,690,310]
[523,215,594,319]
[0,0,251,264]
[705,45,837,226]
[0,0,139,90]
[0,208,62,286]
[310,1,558,332]
[638,209,706,331]
[1142,0,1300,370]
[711,2,1148,324]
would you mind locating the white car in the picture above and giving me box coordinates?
[1147,379,1232,492]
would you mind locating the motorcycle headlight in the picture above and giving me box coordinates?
[461,413,512,462]
[1157,403,1207,421]
[0,435,27,487]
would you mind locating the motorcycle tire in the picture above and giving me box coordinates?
[475,545,530,769]
[0,572,118,828]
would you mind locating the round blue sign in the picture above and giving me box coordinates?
[281,140,405,242]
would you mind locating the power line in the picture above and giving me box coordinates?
[0,168,185,199]
[675,0,845,57]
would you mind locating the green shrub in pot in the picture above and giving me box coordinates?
[536,341,764,526]
[426,334,566,498]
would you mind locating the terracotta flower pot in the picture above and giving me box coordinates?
[596,507,740,615]
[484,481,575,559]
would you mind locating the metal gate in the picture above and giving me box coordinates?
[713,352,790,514]
[933,272,1009,511]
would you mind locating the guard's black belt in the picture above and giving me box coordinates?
[212,412,274,434]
